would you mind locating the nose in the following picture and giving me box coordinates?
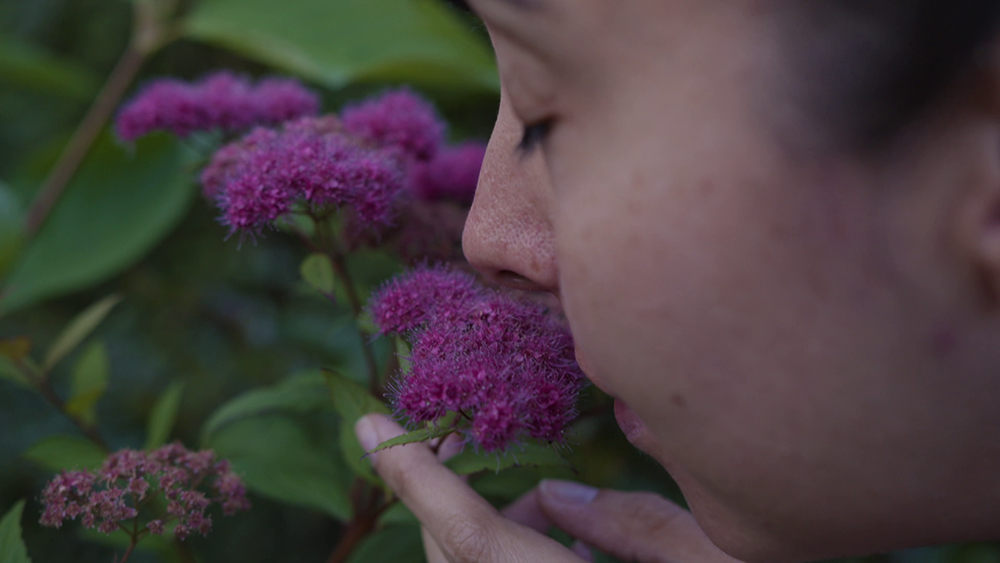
[462,90,559,293]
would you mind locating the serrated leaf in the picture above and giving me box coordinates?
[0,500,32,563]
[65,341,109,426]
[300,253,335,295]
[145,380,184,450]
[41,294,121,373]
[446,442,573,475]
[206,414,352,521]
[201,371,331,443]
[324,369,388,483]
[184,0,498,93]
[1,132,197,315]
[369,426,452,454]
[22,435,105,472]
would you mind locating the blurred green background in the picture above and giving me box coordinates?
[0,1,997,562]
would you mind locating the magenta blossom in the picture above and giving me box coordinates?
[342,88,446,162]
[205,116,407,235]
[116,71,319,142]
[369,266,586,452]
[410,142,487,204]
[40,443,250,541]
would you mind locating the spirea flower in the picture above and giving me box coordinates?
[410,142,487,204]
[40,443,250,540]
[205,116,407,235]
[368,266,586,452]
[342,88,446,162]
[116,71,319,142]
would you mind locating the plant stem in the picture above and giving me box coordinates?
[117,535,137,563]
[313,219,381,394]
[25,362,110,452]
[23,45,148,239]
[325,485,397,563]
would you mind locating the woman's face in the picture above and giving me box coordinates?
[463,1,1000,561]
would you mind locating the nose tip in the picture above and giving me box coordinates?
[461,91,559,294]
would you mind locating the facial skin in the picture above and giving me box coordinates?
[460,0,1000,561]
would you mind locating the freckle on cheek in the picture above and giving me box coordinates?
[671,394,687,408]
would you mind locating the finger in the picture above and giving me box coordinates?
[570,540,595,562]
[500,488,552,533]
[355,414,581,563]
[537,480,740,563]
[422,526,448,563]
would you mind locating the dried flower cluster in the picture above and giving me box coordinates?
[40,443,250,540]
[369,266,586,452]
[116,71,320,141]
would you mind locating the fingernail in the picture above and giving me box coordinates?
[541,479,599,505]
[354,415,380,453]
[571,540,594,561]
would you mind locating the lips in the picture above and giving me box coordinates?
[613,398,647,444]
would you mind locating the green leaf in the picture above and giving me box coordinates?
[22,435,105,472]
[346,525,424,563]
[0,358,28,388]
[325,369,389,423]
[205,414,353,521]
[300,253,335,295]
[78,528,178,563]
[41,294,121,373]
[0,182,24,281]
[395,337,411,375]
[65,341,110,426]
[201,371,331,443]
[324,369,388,482]
[1,132,197,315]
[0,35,100,99]
[446,442,574,475]
[369,426,452,454]
[0,500,32,563]
[145,380,184,450]
[183,0,498,93]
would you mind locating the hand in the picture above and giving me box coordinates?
[355,413,741,563]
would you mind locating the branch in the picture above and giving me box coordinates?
[23,45,148,239]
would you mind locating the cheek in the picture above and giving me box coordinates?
[551,128,931,552]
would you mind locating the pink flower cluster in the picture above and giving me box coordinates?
[368,266,586,452]
[202,116,407,235]
[116,71,319,141]
[410,142,487,205]
[200,88,487,237]
[40,443,250,540]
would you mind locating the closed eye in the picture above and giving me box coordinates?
[517,119,553,154]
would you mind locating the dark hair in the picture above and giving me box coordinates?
[781,0,1000,151]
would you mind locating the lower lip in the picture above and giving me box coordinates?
[613,399,646,443]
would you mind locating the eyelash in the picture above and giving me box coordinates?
[517,119,553,154]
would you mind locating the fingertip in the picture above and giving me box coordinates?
[355,414,380,452]
[539,479,599,507]
[571,540,594,561]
